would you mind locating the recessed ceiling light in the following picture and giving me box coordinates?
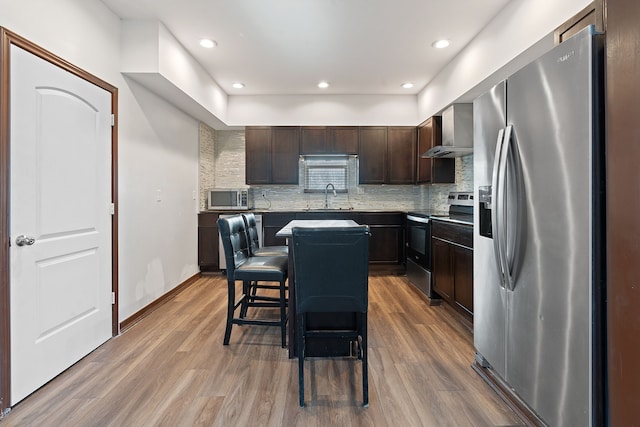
[401,82,414,89]
[199,39,217,49]
[318,81,330,89]
[432,39,450,49]
[232,82,245,89]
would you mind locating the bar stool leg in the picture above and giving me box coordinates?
[223,278,235,345]
[280,278,287,348]
[297,313,305,407]
[362,313,369,407]
[240,280,250,319]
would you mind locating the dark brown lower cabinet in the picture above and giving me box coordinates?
[432,238,454,300]
[200,211,406,272]
[360,212,404,264]
[431,220,473,321]
[263,212,296,247]
[262,211,404,266]
[198,212,219,272]
[452,245,473,316]
[368,226,402,264]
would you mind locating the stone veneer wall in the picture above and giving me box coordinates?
[199,125,474,212]
[198,123,215,211]
[427,155,475,213]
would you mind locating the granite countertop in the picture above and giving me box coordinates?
[200,208,474,225]
[407,210,474,226]
[429,215,474,226]
[201,208,408,214]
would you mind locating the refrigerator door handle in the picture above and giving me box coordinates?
[491,128,507,289]
[499,125,517,291]
[504,125,524,291]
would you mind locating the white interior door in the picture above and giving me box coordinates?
[9,45,113,405]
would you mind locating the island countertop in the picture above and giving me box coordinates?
[275,219,360,238]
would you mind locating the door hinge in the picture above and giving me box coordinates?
[111,114,115,127]
[110,203,115,215]
[112,292,116,305]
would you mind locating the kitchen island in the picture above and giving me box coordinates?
[276,219,362,358]
[198,209,405,272]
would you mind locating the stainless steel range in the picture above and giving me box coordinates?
[406,192,473,301]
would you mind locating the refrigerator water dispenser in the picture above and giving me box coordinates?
[478,186,492,238]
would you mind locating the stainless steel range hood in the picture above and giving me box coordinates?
[422,103,473,158]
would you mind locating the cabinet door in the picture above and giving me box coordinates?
[387,127,416,184]
[432,238,453,301]
[198,213,219,271]
[417,117,455,184]
[245,127,272,184]
[369,226,402,263]
[263,227,288,246]
[453,245,473,318]
[417,117,438,183]
[329,126,359,154]
[263,212,295,246]
[358,126,387,184]
[272,127,299,184]
[300,126,327,154]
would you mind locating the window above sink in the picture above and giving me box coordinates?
[301,155,354,193]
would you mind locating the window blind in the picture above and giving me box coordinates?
[303,156,349,192]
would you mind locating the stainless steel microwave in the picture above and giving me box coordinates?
[207,188,252,210]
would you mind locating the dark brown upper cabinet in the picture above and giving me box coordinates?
[300,126,327,154]
[359,126,416,185]
[553,1,603,45]
[417,117,455,184]
[358,126,388,184]
[246,126,299,185]
[387,127,416,184]
[245,127,272,184]
[300,126,358,154]
[328,126,358,154]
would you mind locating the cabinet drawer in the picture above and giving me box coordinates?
[360,212,402,225]
[198,212,219,226]
[295,211,360,222]
[432,220,473,248]
[262,212,296,227]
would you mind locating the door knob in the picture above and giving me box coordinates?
[15,235,36,246]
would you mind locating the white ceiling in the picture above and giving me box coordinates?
[101,0,513,97]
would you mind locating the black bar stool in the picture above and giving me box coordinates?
[291,225,370,407]
[218,215,288,347]
[243,212,288,257]
[242,213,290,301]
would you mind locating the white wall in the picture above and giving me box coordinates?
[116,0,592,128]
[417,0,593,119]
[226,94,420,126]
[121,21,230,130]
[1,0,201,322]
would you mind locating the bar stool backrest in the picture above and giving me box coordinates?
[242,212,261,256]
[291,226,370,315]
[217,215,250,275]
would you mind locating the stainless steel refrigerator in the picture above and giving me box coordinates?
[473,26,606,427]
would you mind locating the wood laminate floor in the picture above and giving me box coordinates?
[2,274,524,426]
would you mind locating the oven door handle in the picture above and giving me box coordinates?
[406,215,430,224]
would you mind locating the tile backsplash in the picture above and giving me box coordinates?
[199,124,474,212]
[428,155,474,212]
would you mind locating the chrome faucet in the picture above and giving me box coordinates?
[324,183,337,209]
